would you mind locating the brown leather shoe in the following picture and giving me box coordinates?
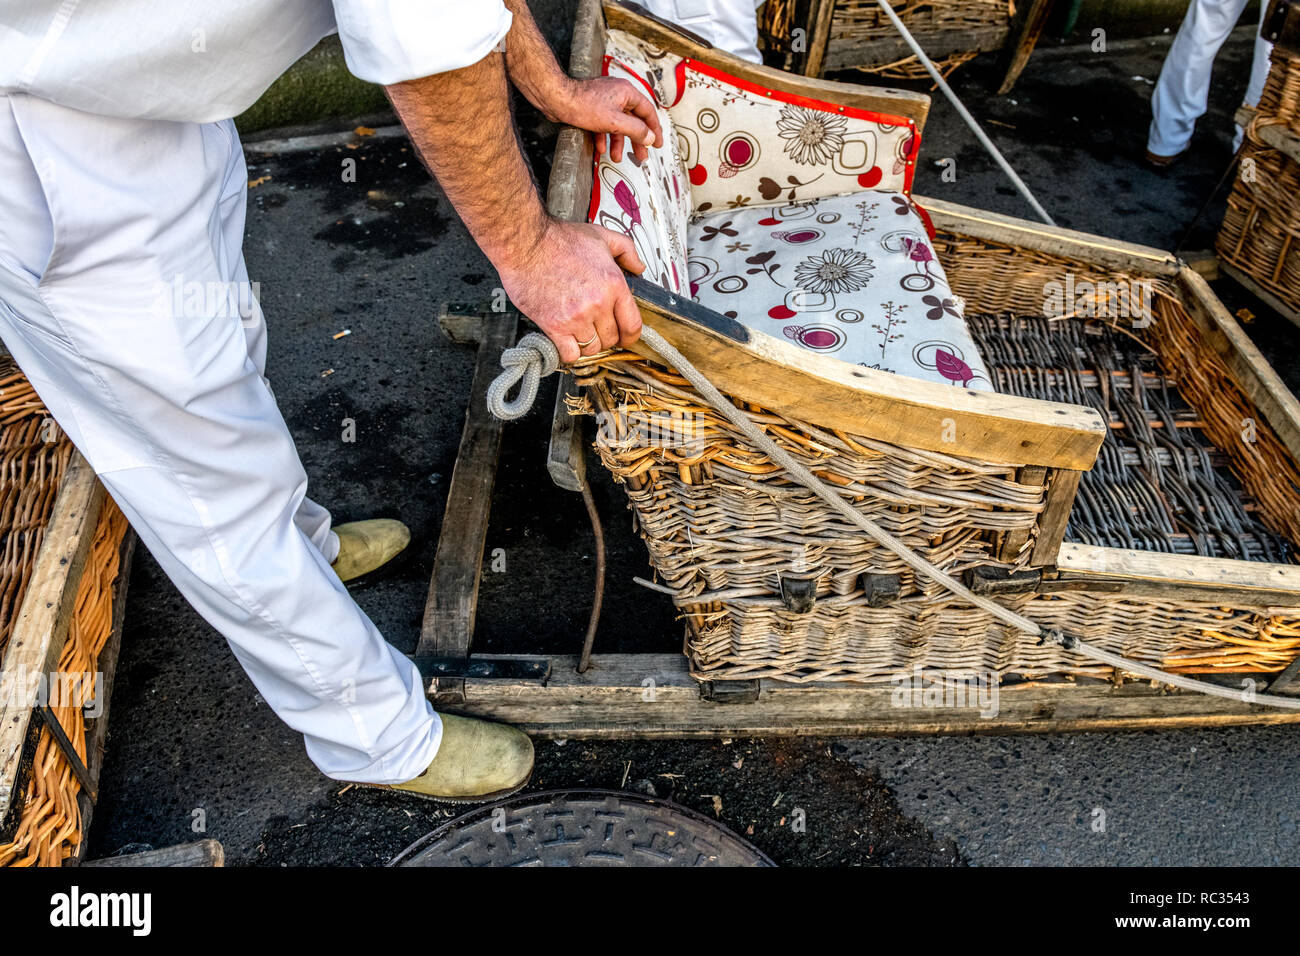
[1144,147,1187,169]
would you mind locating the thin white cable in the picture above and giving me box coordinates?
[873,0,1058,227]
[486,326,1300,708]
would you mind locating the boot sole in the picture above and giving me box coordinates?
[337,540,412,591]
[355,770,533,805]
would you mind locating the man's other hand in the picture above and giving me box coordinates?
[501,220,645,362]
[552,76,664,165]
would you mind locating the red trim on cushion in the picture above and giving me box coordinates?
[670,59,687,108]
[587,153,602,223]
[911,200,936,241]
[680,58,921,196]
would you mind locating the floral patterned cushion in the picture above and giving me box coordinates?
[686,192,994,391]
[591,31,991,391]
[602,30,921,219]
[670,63,919,219]
[588,41,692,295]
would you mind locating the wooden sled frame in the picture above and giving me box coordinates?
[420,302,1300,737]
[423,291,1300,738]
[420,258,1300,736]
[412,0,1300,737]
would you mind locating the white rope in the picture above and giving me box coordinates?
[874,0,1057,227]
[1048,633,1300,709]
[485,332,560,420]
[486,326,1300,708]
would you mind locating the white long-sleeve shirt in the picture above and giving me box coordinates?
[0,1,513,123]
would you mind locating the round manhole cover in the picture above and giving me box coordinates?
[389,789,775,867]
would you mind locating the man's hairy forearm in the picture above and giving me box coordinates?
[385,52,548,269]
[501,0,571,120]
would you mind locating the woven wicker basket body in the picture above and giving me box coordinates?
[760,0,1011,78]
[572,231,1300,684]
[0,365,129,867]
[1218,51,1300,316]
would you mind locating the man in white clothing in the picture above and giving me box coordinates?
[638,0,766,63]
[0,1,661,800]
[1147,0,1274,165]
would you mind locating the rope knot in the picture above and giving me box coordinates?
[486,332,561,420]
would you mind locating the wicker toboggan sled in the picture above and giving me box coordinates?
[418,1,1300,737]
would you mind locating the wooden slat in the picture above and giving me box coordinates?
[547,375,587,493]
[571,0,607,79]
[546,0,601,224]
[1052,542,1300,607]
[823,26,1011,73]
[602,0,931,130]
[453,653,1300,737]
[999,465,1046,562]
[417,310,520,702]
[0,452,104,823]
[82,839,224,868]
[546,128,595,225]
[996,0,1057,95]
[1178,265,1300,463]
[1030,467,1081,565]
[920,195,1182,276]
[801,0,838,77]
[628,277,1107,470]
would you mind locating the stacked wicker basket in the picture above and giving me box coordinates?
[759,0,1013,78]
[1218,44,1300,323]
[0,362,131,866]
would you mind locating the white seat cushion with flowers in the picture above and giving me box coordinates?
[686,193,993,390]
[587,28,993,392]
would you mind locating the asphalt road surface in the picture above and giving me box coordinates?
[88,28,1300,866]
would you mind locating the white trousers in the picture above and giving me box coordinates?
[0,93,441,783]
[1147,0,1274,156]
[639,0,764,64]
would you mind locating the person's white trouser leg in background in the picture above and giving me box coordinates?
[639,0,765,63]
[0,93,440,783]
[1148,0,1249,157]
[1148,0,1275,157]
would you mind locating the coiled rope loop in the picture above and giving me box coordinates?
[487,326,1300,709]
[485,332,561,420]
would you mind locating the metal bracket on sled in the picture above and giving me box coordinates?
[699,679,761,704]
[410,656,551,684]
[1265,0,1300,56]
[861,572,903,607]
[965,565,1043,596]
[779,574,818,613]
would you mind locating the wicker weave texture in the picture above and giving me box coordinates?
[829,0,1010,43]
[575,230,1300,683]
[759,0,1008,75]
[1218,51,1300,316]
[687,591,1296,683]
[0,366,129,867]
